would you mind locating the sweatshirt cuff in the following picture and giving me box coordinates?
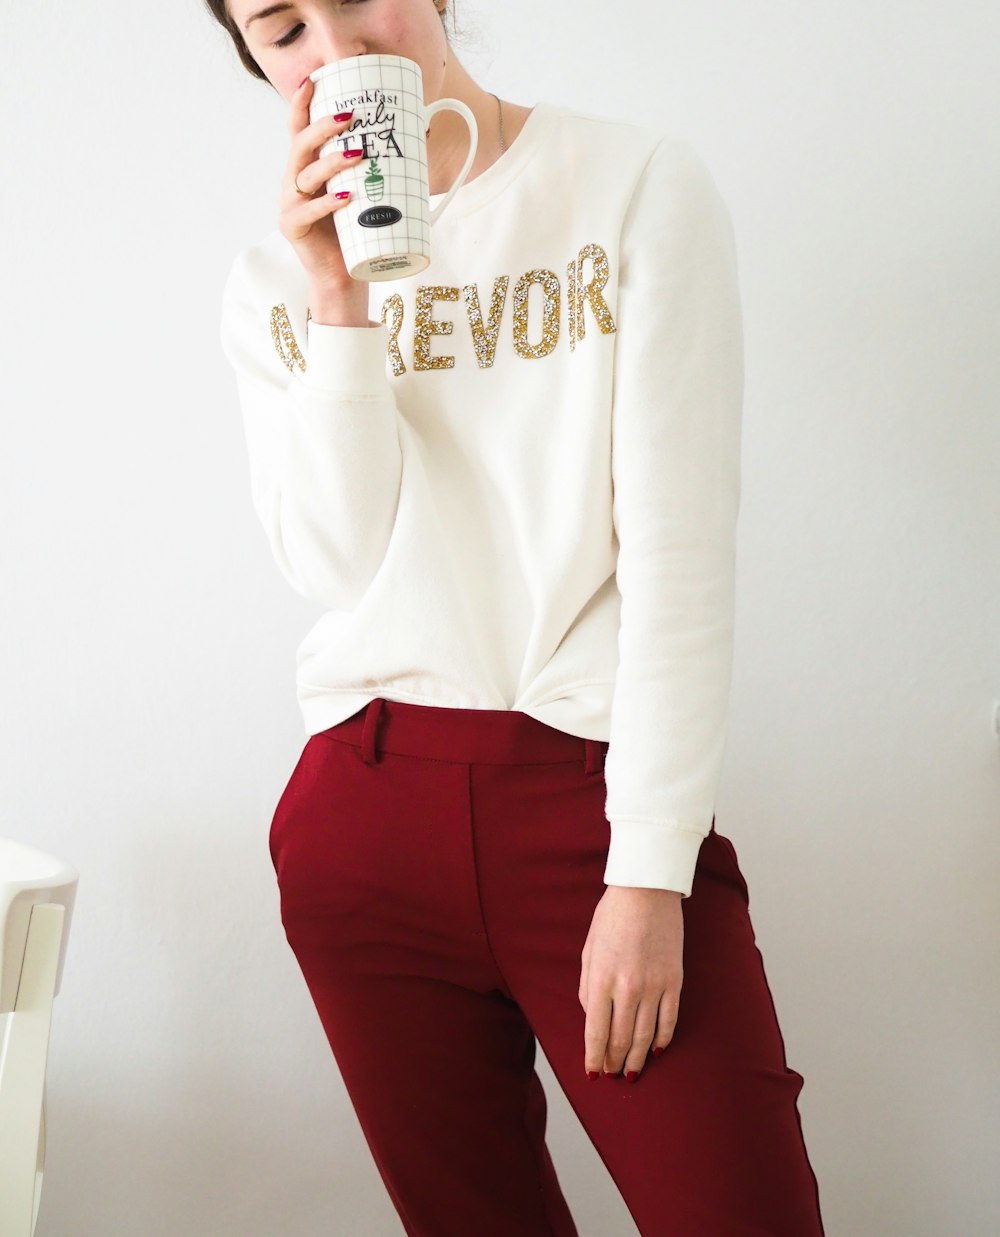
[299,320,391,396]
[602,821,707,898]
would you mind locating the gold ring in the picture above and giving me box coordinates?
[293,171,311,197]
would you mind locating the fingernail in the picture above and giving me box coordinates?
[334,111,353,121]
[586,1070,600,1081]
[299,75,312,90]
[625,1070,639,1083]
[652,1046,665,1057]
[603,1070,617,1079]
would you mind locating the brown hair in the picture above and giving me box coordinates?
[204,1,457,86]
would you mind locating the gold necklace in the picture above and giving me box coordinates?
[490,92,507,155]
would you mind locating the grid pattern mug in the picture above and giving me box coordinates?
[309,54,478,282]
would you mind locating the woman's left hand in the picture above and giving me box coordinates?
[579,885,684,1079]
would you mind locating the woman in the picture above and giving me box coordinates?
[210,1,826,1233]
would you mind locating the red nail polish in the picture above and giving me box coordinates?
[626,1070,639,1083]
[299,75,312,90]
[586,1070,600,1080]
[603,1069,617,1079]
[652,1046,664,1057]
[334,111,353,121]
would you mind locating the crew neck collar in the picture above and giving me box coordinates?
[427,100,554,218]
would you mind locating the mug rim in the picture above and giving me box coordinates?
[309,54,422,84]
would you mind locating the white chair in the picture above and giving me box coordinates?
[0,839,78,1237]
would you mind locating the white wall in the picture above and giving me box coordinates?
[2,1,997,1233]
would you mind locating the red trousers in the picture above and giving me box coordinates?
[269,698,825,1236]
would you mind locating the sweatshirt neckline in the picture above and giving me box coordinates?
[427,100,553,218]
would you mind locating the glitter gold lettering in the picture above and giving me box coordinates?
[462,277,509,369]
[575,244,617,342]
[414,286,460,370]
[270,304,306,373]
[566,257,578,353]
[380,293,407,376]
[512,269,560,360]
[371,241,616,372]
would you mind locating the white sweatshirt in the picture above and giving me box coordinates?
[219,99,743,898]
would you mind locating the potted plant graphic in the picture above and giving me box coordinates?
[364,155,385,203]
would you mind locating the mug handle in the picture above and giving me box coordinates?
[422,98,479,225]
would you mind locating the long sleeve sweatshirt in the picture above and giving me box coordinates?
[219,99,744,898]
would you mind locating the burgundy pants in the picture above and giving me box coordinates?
[269,697,825,1236]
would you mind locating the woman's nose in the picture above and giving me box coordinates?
[312,23,366,67]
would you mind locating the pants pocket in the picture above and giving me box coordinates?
[268,735,325,869]
[712,830,751,902]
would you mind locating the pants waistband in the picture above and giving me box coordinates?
[317,698,609,775]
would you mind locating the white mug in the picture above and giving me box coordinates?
[308,54,478,282]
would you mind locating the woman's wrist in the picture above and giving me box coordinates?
[307,278,370,328]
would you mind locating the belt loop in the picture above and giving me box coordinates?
[361,697,384,765]
[583,738,606,776]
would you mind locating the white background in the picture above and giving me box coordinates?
[2,1,998,1233]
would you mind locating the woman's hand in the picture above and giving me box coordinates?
[579,885,684,1080]
[279,77,364,294]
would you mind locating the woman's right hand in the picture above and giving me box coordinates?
[279,77,363,294]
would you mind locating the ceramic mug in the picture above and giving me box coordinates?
[309,53,478,282]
